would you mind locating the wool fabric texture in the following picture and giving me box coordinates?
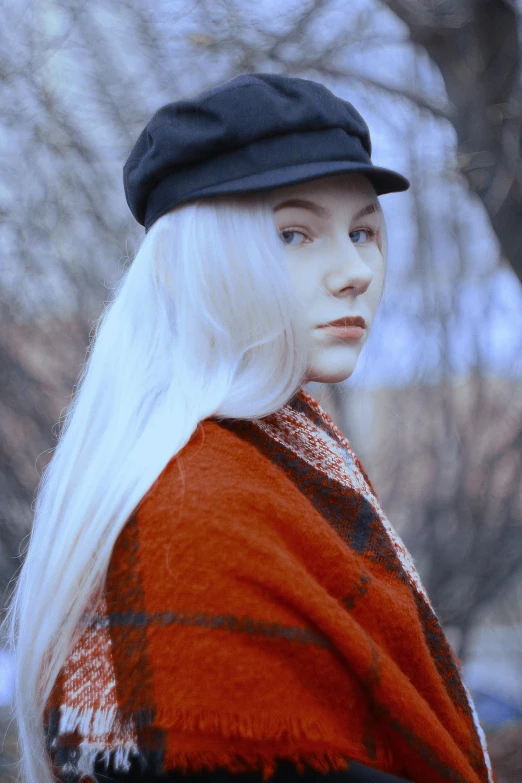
[44,389,495,783]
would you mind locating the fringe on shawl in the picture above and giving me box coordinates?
[53,704,124,738]
[50,705,387,782]
[58,745,353,783]
[162,748,352,781]
[152,704,349,742]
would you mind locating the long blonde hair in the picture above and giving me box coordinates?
[1,193,311,783]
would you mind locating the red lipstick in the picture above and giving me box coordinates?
[316,315,366,341]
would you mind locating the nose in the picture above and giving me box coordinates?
[323,235,373,297]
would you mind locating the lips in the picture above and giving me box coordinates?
[317,315,366,329]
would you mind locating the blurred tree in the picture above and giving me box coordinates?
[383,0,522,283]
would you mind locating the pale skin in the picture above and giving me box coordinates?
[268,172,386,384]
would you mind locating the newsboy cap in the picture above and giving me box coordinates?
[123,72,410,232]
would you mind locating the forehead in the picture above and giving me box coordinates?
[269,172,377,207]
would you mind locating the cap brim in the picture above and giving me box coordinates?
[184,160,410,200]
[144,160,410,230]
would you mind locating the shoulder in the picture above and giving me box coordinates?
[177,419,274,491]
[137,419,304,529]
[127,419,315,600]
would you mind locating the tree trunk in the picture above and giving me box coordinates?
[385,0,522,283]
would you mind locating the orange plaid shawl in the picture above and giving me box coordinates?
[45,388,495,783]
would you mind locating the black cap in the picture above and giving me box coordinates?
[123,73,410,232]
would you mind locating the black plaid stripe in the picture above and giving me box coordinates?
[87,608,332,648]
[216,417,406,578]
[342,572,372,611]
[411,590,475,720]
[387,716,473,783]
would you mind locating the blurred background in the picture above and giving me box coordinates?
[1,0,522,780]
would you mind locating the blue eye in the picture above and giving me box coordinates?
[279,229,307,246]
[350,228,374,244]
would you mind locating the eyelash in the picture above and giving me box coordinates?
[279,226,377,246]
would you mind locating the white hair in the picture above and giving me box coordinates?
[0,193,311,783]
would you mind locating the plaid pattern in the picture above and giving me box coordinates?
[44,389,495,783]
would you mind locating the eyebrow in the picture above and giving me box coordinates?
[272,198,379,222]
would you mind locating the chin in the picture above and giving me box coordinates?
[306,334,364,384]
[304,342,363,384]
[305,363,357,384]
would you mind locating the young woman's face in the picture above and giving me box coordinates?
[270,173,386,384]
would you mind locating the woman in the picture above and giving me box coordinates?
[2,73,496,783]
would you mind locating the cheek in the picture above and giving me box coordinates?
[286,259,317,306]
[368,243,384,266]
